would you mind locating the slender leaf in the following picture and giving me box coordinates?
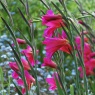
[13,81,22,95]
[18,8,30,27]
[0,1,13,25]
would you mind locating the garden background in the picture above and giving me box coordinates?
[0,0,95,95]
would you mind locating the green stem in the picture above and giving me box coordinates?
[70,85,74,95]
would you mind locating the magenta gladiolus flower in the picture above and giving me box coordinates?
[78,67,83,78]
[21,45,35,66]
[43,27,56,37]
[42,10,64,27]
[12,70,35,94]
[78,65,91,78]
[42,57,57,68]
[20,71,35,94]
[75,36,88,44]
[12,71,19,79]
[46,72,60,91]
[22,88,26,95]
[43,37,72,58]
[17,70,35,86]
[9,58,31,71]
[62,30,67,39]
[21,58,30,70]
[84,43,92,55]
[88,52,95,58]
[17,79,24,86]
[78,58,95,78]
[58,30,67,39]
[9,62,19,71]
[24,70,35,83]
[86,59,95,75]
[42,10,66,37]
[16,38,26,44]
[46,77,57,90]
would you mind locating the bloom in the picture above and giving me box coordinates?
[75,36,88,45]
[42,10,66,37]
[78,59,95,78]
[9,58,31,71]
[12,71,19,79]
[14,70,35,94]
[11,69,35,94]
[46,77,57,90]
[42,10,65,27]
[21,58,31,70]
[43,37,72,58]
[24,70,35,83]
[43,26,56,37]
[21,45,35,66]
[9,62,19,71]
[86,59,95,75]
[42,57,57,68]
[16,38,26,44]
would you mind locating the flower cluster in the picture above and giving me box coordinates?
[75,34,95,78]
[41,10,95,91]
[41,10,72,90]
[9,39,35,94]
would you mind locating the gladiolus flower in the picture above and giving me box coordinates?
[9,62,19,71]
[86,59,95,75]
[42,10,65,27]
[17,79,24,86]
[43,27,56,37]
[42,10,66,37]
[12,71,19,79]
[20,71,35,94]
[21,45,35,66]
[78,59,95,78]
[9,58,31,71]
[42,57,57,68]
[12,71,35,94]
[43,37,72,58]
[60,43,72,54]
[21,58,30,70]
[78,66,91,78]
[75,36,88,45]
[58,30,67,39]
[16,38,26,44]
[78,20,84,25]
[24,70,35,83]
[46,77,57,90]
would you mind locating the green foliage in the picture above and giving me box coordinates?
[1,0,95,95]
